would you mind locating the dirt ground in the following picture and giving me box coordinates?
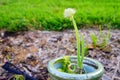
[0,29,120,80]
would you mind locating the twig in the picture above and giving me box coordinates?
[8,75,14,80]
[112,59,120,80]
[63,45,75,53]
[0,63,4,67]
[108,39,119,45]
[114,77,120,80]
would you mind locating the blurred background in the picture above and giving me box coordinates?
[0,0,119,32]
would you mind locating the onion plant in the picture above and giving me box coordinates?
[64,8,85,73]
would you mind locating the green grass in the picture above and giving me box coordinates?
[0,0,120,31]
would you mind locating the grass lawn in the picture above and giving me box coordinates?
[0,0,120,31]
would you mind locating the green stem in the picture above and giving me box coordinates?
[71,16,81,69]
[81,35,85,68]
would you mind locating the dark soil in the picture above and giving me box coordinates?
[0,29,120,80]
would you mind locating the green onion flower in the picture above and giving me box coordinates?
[64,8,76,20]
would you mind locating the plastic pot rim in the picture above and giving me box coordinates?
[48,56,104,79]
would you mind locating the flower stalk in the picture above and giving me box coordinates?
[71,16,81,68]
[64,8,85,73]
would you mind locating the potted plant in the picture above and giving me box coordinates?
[48,8,104,80]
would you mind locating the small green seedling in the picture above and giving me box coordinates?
[6,54,11,61]
[14,74,25,80]
[58,56,74,73]
[90,33,98,48]
[89,25,111,50]
[58,56,76,73]
[98,25,111,49]
[62,56,71,72]
[99,29,110,49]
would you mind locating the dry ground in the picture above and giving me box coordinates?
[0,29,120,80]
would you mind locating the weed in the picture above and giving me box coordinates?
[14,74,24,80]
[90,33,98,48]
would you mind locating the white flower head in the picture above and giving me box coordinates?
[64,8,76,18]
